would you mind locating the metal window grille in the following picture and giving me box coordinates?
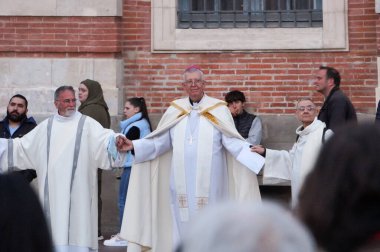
[177,0,322,29]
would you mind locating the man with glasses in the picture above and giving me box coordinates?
[314,65,357,131]
[0,86,128,252]
[119,65,262,252]
[251,98,333,207]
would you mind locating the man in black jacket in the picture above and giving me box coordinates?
[225,90,262,145]
[314,66,357,131]
[0,94,37,182]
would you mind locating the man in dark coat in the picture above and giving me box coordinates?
[0,94,37,182]
[225,90,262,145]
[314,66,357,131]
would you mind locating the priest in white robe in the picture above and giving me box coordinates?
[119,66,262,252]
[251,98,333,207]
[0,86,127,252]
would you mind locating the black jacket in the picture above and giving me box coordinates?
[233,110,256,139]
[318,87,357,132]
[0,116,37,182]
[0,116,37,138]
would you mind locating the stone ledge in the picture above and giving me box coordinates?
[0,0,122,16]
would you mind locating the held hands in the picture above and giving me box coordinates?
[116,135,134,152]
[251,145,265,155]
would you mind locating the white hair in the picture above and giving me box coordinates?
[178,201,315,252]
[183,67,204,81]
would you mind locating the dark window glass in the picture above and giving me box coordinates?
[177,0,322,28]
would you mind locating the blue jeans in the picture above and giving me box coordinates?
[118,166,131,228]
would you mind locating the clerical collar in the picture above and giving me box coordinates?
[189,94,205,106]
[189,97,203,110]
[55,111,79,122]
[189,98,199,106]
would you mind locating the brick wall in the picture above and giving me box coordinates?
[0,16,121,56]
[122,0,378,116]
[0,0,378,116]
[0,15,123,116]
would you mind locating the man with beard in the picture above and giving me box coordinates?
[0,94,37,182]
[0,86,129,252]
[314,65,357,131]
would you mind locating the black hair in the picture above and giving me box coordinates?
[225,90,246,104]
[9,94,28,108]
[127,97,152,131]
[0,173,54,252]
[319,66,341,87]
[297,123,380,252]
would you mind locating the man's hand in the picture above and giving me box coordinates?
[251,145,265,155]
[228,105,238,117]
[116,135,134,152]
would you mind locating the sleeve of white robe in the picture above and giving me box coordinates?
[222,134,249,157]
[222,134,265,174]
[133,130,172,163]
[5,122,43,171]
[7,117,125,172]
[263,145,295,180]
[106,133,127,167]
[86,118,126,170]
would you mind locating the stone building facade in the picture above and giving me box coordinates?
[0,0,378,133]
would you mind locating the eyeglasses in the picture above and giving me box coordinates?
[60,98,77,104]
[183,79,204,86]
[297,105,316,112]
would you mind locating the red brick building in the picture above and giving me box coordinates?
[0,0,378,119]
[0,0,378,236]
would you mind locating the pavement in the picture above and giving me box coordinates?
[98,171,128,252]
[98,235,128,252]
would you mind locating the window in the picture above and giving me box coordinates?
[178,0,322,28]
[152,0,347,51]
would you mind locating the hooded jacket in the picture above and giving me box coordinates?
[78,79,111,128]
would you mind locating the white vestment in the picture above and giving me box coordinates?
[120,95,261,252]
[0,111,124,251]
[263,118,333,207]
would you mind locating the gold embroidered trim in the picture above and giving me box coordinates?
[201,112,219,125]
[197,197,209,209]
[200,101,227,114]
[171,101,190,118]
[178,194,188,208]
[199,101,226,126]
